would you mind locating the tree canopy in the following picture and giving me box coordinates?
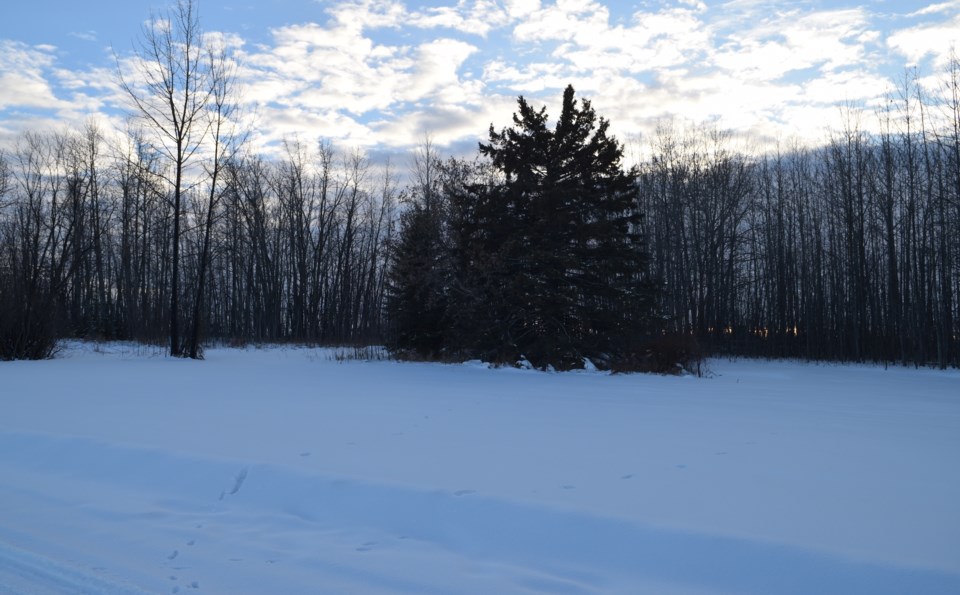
[388,85,657,369]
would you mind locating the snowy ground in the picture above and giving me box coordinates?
[1,343,958,594]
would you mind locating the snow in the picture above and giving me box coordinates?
[1,342,958,594]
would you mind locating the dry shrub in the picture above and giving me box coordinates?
[610,334,705,376]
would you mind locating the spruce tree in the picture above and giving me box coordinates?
[387,85,655,368]
[385,200,448,357]
[472,85,654,368]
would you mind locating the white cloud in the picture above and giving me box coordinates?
[235,2,487,152]
[0,41,131,151]
[908,1,960,17]
[69,31,98,42]
[326,0,408,31]
[713,8,875,81]
[477,1,890,149]
[801,69,891,105]
[0,0,953,156]
[505,0,541,19]
[888,11,960,67]
[404,39,479,101]
[0,41,64,111]
[513,0,608,43]
[406,0,513,36]
[371,97,514,149]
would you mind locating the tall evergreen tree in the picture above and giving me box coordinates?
[385,140,449,356]
[385,200,448,356]
[455,85,656,368]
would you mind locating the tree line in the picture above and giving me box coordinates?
[0,0,957,368]
[640,67,960,368]
[0,126,396,359]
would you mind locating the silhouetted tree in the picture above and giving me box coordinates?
[118,0,229,357]
[388,86,656,368]
[475,85,655,367]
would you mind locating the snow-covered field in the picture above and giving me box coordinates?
[1,343,958,594]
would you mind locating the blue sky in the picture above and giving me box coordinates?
[1,0,958,155]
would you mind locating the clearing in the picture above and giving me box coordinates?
[1,343,958,594]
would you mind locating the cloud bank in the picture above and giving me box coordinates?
[1,0,958,154]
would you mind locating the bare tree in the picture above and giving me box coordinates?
[0,150,10,202]
[187,39,241,359]
[117,0,217,357]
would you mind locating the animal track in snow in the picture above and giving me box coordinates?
[167,550,179,560]
[355,541,378,552]
[229,467,248,495]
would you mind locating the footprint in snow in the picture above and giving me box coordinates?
[167,550,179,560]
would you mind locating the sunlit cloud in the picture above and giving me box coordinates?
[69,31,98,42]
[0,41,64,111]
[888,10,960,68]
[406,0,513,36]
[907,0,960,18]
[1,0,958,156]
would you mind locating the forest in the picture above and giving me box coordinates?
[0,1,958,369]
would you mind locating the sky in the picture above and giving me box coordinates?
[1,0,958,158]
